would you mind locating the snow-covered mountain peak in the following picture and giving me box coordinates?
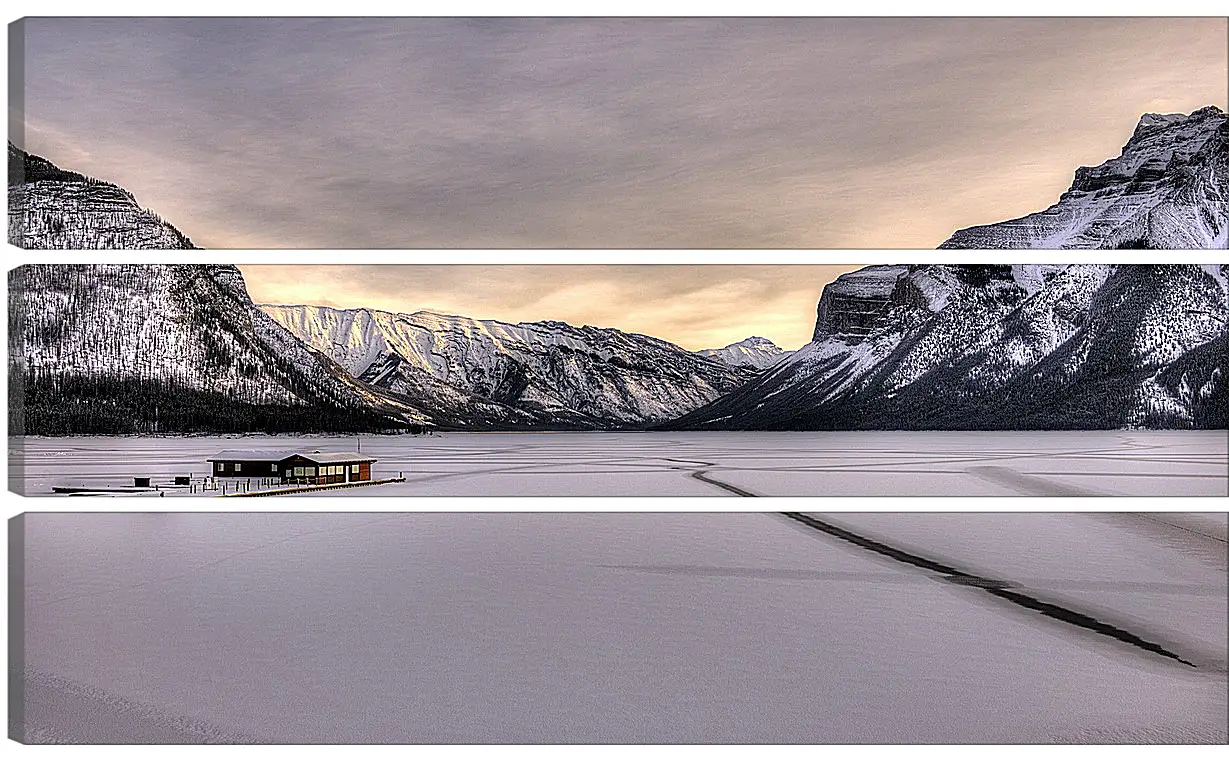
[697,336,790,370]
[1133,111,1193,141]
[1133,106,1222,141]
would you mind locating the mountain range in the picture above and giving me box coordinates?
[6,108,1228,433]
[7,264,769,434]
[11,261,1224,434]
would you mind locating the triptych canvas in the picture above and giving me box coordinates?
[5,15,1227,749]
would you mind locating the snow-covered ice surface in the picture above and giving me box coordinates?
[11,431,1227,497]
[12,512,1226,743]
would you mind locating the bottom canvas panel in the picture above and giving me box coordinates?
[8,511,1228,744]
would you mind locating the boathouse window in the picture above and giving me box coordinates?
[234,463,242,472]
[351,464,360,473]
[271,463,278,472]
[306,467,316,477]
[294,466,306,477]
[215,462,223,472]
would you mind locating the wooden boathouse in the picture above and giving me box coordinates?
[208,450,376,485]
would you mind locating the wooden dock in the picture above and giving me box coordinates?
[224,477,407,497]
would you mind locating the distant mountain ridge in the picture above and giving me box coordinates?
[260,304,755,429]
[7,142,196,249]
[941,106,1228,248]
[667,264,1228,431]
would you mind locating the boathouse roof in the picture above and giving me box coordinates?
[286,452,376,464]
[207,450,376,464]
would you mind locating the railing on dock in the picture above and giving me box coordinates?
[223,477,407,497]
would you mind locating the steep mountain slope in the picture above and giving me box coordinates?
[696,336,790,371]
[941,106,1228,249]
[9,265,417,434]
[8,143,195,249]
[668,264,1228,430]
[260,304,754,428]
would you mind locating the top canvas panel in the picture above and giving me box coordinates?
[7,17,1229,250]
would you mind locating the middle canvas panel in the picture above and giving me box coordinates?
[8,262,1226,498]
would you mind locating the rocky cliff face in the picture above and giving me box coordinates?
[9,265,415,434]
[667,264,1228,430]
[941,107,1228,249]
[260,304,755,429]
[7,143,195,249]
[811,265,909,341]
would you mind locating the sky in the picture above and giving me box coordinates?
[239,264,864,350]
[13,17,1229,248]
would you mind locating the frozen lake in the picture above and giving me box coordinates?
[12,511,1227,743]
[10,430,1228,496]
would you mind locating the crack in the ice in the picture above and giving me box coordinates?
[778,511,1197,667]
[689,470,758,497]
[661,457,761,496]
